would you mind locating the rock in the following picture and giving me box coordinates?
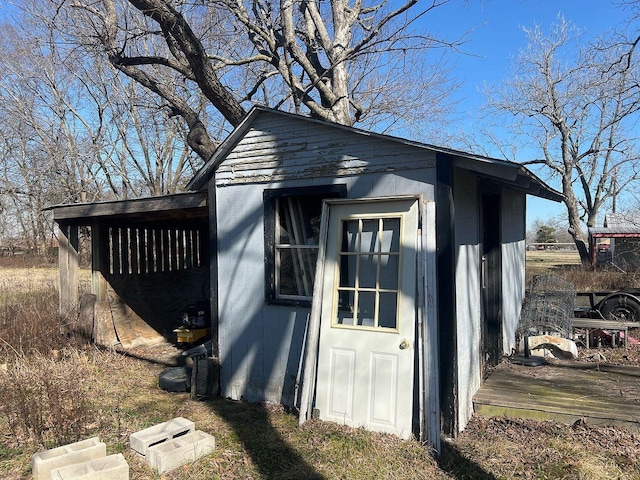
[519,335,578,359]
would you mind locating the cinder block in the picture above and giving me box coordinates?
[129,417,195,456]
[49,453,129,480]
[146,430,215,474]
[31,437,106,480]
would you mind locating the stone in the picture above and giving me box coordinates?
[520,334,578,359]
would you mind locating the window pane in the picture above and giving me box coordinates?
[339,253,356,288]
[277,197,323,245]
[360,219,379,253]
[277,211,291,244]
[278,248,298,295]
[378,292,398,329]
[341,220,359,253]
[381,218,400,253]
[358,254,377,289]
[337,290,355,325]
[277,247,317,297]
[357,291,376,326]
[379,254,399,290]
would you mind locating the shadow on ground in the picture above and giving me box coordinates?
[438,441,497,480]
[205,399,324,479]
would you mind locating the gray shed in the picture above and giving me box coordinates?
[50,107,562,449]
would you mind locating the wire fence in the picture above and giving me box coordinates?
[518,274,575,339]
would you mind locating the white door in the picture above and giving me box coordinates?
[315,198,418,439]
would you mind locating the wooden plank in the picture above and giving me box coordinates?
[51,192,207,221]
[58,222,79,315]
[185,229,193,269]
[138,228,147,274]
[91,222,108,302]
[214,114,436,186]
[208,184,219,358]
[474,361,640,429]
[573,317,639,329]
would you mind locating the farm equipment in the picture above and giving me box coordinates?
[574,289,640,322]
[574,289,640,348]
[174,302,211,345]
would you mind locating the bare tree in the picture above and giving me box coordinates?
[0,6,205,251]
[485,16,640,265]
[49,0,461,162]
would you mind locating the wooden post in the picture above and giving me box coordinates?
[58,221,79,316]
[208,182,219,358]
[91,222,108,302]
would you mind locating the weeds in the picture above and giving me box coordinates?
[0,353,92,448]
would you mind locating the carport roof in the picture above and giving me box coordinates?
[47,191,207,224]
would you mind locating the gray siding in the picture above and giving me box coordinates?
[216,169,435,405]
[501,188,526,355]
[452,168,481,432]
[215,113,437,186]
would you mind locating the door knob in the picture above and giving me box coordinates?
[399,339,410,350]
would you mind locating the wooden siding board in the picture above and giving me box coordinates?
[216,185,269,400]
[453,168,481,433]
[214,115,436,186]
[501,188,526,355]
[58,222,79,314]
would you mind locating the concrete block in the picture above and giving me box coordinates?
[146,430,215,474]
[129,417,194,456]
[31,437,106,480]
[49,453,129,480]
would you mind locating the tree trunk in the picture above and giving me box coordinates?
[564,191,591,266]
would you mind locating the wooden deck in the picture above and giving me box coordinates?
[474,360,640,429]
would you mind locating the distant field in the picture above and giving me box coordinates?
[0,267,91,295]
[526,249,581,270]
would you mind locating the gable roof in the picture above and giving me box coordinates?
[186,106,563,202]
[589,213,640,237]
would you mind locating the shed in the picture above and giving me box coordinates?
[589,213,640,270]
[50,107,562,448]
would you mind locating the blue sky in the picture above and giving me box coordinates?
[0,0,631,231]
[423,0,632,230]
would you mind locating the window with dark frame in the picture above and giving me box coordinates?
[264,185,346,305]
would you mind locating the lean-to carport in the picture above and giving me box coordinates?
[49,192,213,348]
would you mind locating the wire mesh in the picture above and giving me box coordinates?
[518,274,575,338]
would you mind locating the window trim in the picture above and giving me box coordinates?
[264,184,347,306]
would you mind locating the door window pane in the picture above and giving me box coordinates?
[334,216,402,331]
[357,291,376,327]
[378,292,398,329]
[358,254,377,289]
[379,255,399,290]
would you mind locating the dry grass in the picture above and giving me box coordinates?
[1,260,640,479]
[2,348,638,480]
[526,249,640,291]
